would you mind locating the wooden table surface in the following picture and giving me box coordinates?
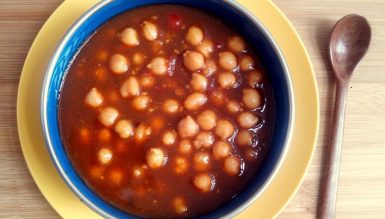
[1,0,384,218]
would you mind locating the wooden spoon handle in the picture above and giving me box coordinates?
[318,82,348,219]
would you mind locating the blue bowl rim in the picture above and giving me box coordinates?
[41,0,295,218]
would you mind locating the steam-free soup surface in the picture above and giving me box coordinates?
[59,4,274,218]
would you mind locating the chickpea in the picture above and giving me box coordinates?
[197,110,217,130]
[190,73,208,92]
[163,130,177,145]
[218,51,237,71]
[134,123,152,143]
[210,90,226,106]
[98,147,113,164]
[224,156,241,176]
[238,112,259,128]
[193,173,213,192]
[215,119,235,140]
[142,21,158,41]
[236,130,253,146]
[114,119,134,139]
[247,70,263,88]
[89,166,104,179]
[218,72,237,89]
[162,99,180,114]
[212,141,231,159]
[147,57,167,75]
[179,139,192,154]
[85,88,103,108]
[173,197,188,215]
[79,127,91,144]
[185,25,204,46]
[140,73,156,88]
[98,128,111,142]
[193,151,211,171]
[109,54,129,74]
[132,52,146,66]
[240,55,255,72]
[184,92,207,111]
[174,156,188,174]
[120,27,139,46]
[120,76,140,98]
[183,50,205,72]
[242,88,262,109]
[193,132,214,149]
[132,94,151,111]
[202,59,217,76]
[96,50,108,62]
[108,168,123,185]
[226,101,241,114]
[146,148,166,169]
[95,67,107,81]
[245,148,259,161]
[175,87,187,97]
[99,107,119,127]
[196,39,213,57]
[228,36,245,53]
[177,116,199,138]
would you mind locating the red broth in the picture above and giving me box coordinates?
[59,4,274,218]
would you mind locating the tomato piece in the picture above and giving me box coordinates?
[168,13,182,29]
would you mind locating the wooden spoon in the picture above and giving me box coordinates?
[318,14,371,219]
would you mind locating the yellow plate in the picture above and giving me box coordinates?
[17,0,319,218]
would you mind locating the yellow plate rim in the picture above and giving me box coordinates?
[17,0,319,218]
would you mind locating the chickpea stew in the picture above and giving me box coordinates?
[59,5,274,218]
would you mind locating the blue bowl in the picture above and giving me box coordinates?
[41,0,294,218]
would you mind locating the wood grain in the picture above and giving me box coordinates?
[274,1,385,219]
[0,0,384,218]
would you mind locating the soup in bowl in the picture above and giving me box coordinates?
[41,0,293,218]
